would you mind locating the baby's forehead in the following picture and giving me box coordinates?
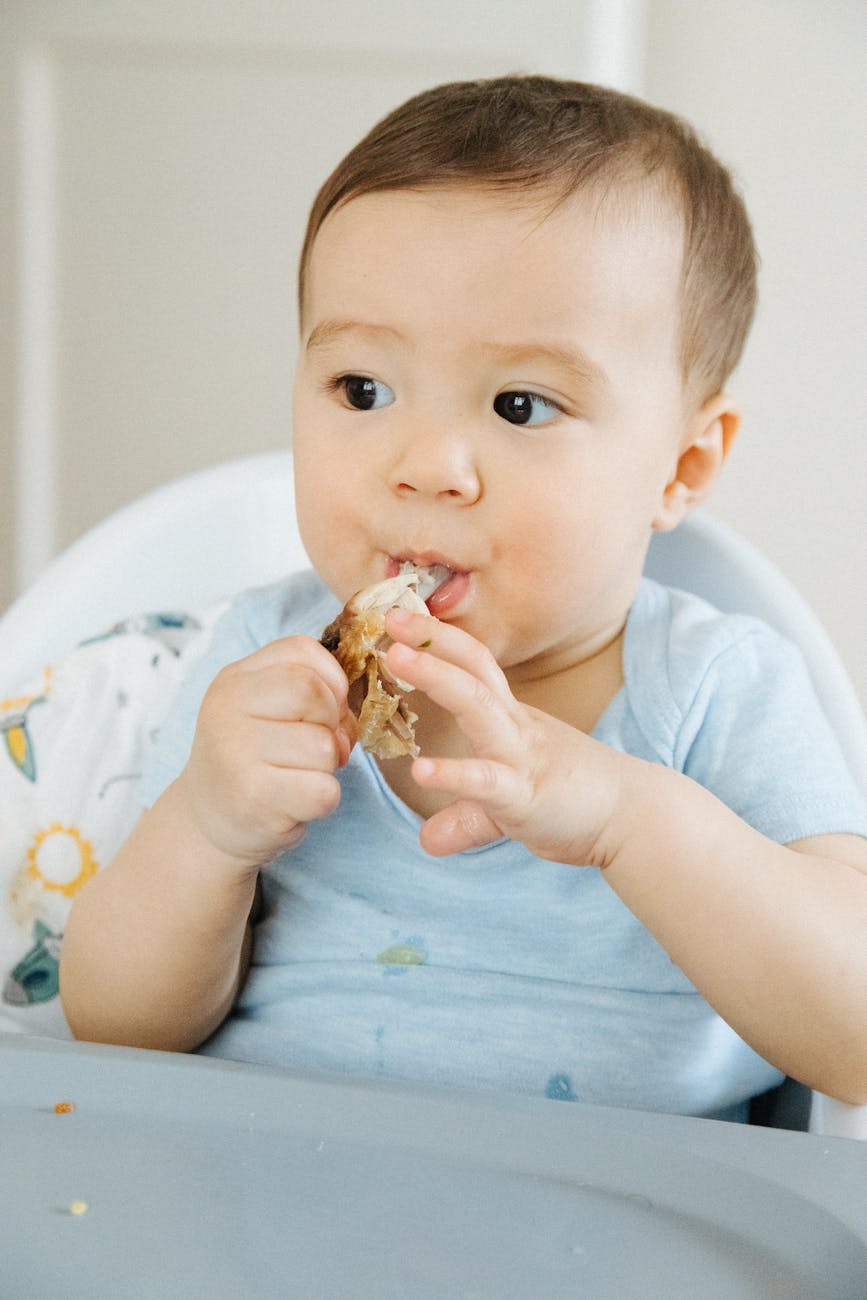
[304,185,683,363]
[316,175,684,268]
[300,180,687,378]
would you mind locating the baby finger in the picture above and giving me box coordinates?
[265,766,343,826]
[257,720,348,773]
[239,663,342,728]
[386,643,519,755]
[386,607,507,692]
[413,754,525,813]
[420,800,505,856]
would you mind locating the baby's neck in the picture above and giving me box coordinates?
[509,626,625,733]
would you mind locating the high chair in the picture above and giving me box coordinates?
[1,451,864,1137]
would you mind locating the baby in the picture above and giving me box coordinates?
[60,76,867,1121]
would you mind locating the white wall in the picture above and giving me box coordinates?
[644,0,866,707]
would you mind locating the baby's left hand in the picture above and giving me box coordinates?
[384,608,628,864]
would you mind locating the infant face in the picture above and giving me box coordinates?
[292,183,690,681]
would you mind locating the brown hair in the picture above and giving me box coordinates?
[298,76,758,402]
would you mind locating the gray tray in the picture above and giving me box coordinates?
[1,1034,866,1299]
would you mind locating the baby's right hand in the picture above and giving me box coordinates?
[177,635,355,867]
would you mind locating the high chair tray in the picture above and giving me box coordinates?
[1,1033,865,1299]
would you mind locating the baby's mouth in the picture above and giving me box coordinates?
[398,559,452,601]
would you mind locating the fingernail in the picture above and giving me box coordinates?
[386,607,412,626]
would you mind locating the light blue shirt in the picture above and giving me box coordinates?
[139,573,867,1120]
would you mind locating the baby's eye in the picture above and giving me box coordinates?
[337,375,395,411]
[493,391,559,426]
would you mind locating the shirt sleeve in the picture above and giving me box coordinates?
[675,624,867,843]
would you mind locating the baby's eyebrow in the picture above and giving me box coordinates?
[305,318,403,352]
[480,340,608,392]
[305,318,607,392]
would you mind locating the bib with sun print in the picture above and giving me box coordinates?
[0,602,224,1033]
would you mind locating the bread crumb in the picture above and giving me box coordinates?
[69,1200,88,1216]
[54,1101,75,1114]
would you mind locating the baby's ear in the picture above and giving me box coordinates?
[652,395,740,532]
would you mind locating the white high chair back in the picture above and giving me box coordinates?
[0,452,305,690]
[1,451,864,1137]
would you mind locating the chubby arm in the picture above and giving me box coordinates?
[60,783,261,1051]
[595,786,867,1106]
[60,636,354,1052]
[384,608,867,1105]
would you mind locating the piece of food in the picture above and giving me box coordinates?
[321,571,433,759]
[68,1200,88,1216]
[53,1101,75,1114]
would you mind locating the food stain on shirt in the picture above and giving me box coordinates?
[545,1073,578,1102]
[375,942,427,968]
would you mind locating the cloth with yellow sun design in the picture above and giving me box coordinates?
[0,604,225,1035]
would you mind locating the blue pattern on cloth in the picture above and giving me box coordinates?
[0,607,225,1035]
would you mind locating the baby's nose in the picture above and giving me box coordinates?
[389,433,482,504]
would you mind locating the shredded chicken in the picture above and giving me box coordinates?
[320,573,432,758]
